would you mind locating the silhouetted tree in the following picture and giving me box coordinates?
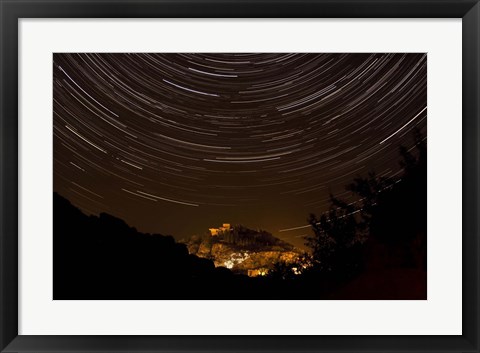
[304,128,427,278]
[305,201,363,279]
[367,129,427,268]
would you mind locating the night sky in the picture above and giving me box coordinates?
[53,53,427,248]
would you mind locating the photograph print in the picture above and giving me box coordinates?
[53,53,427,300]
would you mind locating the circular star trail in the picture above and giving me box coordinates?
[53,53,427,246]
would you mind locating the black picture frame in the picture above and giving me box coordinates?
[1,1,478,352]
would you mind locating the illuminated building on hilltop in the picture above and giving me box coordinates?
[209,223,231,236]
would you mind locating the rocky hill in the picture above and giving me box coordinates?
[181,225,302,276]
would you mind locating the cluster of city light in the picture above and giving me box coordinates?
[222,251,250,269]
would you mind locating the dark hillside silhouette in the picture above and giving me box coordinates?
[54,193,236,299]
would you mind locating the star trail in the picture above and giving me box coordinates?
[53,53,427,247]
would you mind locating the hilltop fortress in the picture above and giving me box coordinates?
[209,223,231,236]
